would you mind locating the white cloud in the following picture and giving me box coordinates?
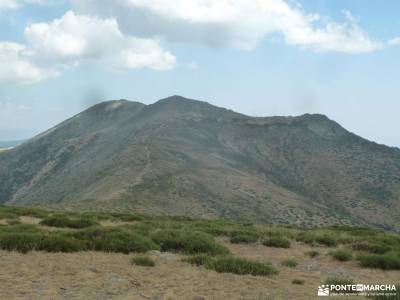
[0,11,176,84]
[71,0,382,53]
[388,37,400,46]
[25,11,176,70]
[0,42,57,84]
[0,0,18,10]
[0,0,47,10]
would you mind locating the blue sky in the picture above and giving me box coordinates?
[0,0,399,148]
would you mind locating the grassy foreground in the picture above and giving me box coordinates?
[1,205,400,276]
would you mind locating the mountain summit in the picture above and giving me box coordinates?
[0,96,399,230]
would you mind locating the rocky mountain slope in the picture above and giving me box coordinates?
[0,96,399,229]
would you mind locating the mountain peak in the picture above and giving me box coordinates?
[155,95,211,107]
[296,113,348,138]
[82,99,145,117]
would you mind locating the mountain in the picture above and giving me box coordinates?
[0,96,399,230]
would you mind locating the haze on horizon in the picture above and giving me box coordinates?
[0,0,399,148]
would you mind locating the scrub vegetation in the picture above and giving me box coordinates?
[1,205,400,273]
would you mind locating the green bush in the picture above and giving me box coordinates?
[152,230,229,255]
[262,237,290,248]
[38,234,88,252]
[0,211,18,220]
[0,232,43,253]
[184,255,278,276]
[330,249,353,262]
[305,250,319,258]
[183,254,213,266]
[71,227,159,254]
[0,224,158,254]
[357,253,400,270]
[296,232,337,247]
[281,258,298,267]
[315,235,337,247]
[295,232,313,244]
[352,242,391,254]
[209,256,278,276]
[230,234,258,244]
[292,279,305,285]
[131,256,155,267]
[40,216,98,229]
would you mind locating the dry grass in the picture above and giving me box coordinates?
[0,208,399,299]
[0,239,399,299]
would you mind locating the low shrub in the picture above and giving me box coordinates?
[281,258,298,268]
[0,232,43,253]
[262,237,290,248]
[230,234,258,244]
[184,255,278,276]
[330,249,353,262]
[351,242,391,254]
[40,216,98,229]
[296,232,315,244]
[0,225,158,254]
[183,254,213,266]
[131,256,155,267]
[296,232,337,247]
[305,250,320,258]
[71,227,159,254]
[292,279,305,285]
[152,230,229,255]
[315,235,337,247]
[0,211,18,220]
[38,234,88,252]
[357,253,400,270]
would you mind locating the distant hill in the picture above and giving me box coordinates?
[0,96,399,230]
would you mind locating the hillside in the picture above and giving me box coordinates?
[0,96,399,230]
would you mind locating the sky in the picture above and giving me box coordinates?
[0,0,399,148]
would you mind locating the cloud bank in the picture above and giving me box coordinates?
[0,11,176,84]
[72,0,382,53]
[0,0,390,84]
